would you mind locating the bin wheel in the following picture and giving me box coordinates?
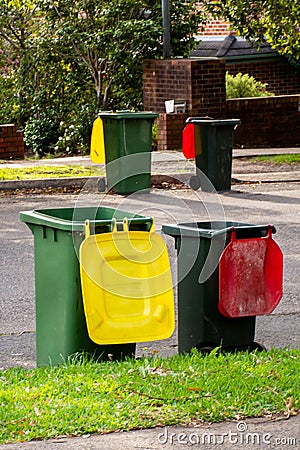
[225,342,267,353]
[196,342,217,354]
[249,341,267,352]
[98,178,106,192]
[189,175,201,191]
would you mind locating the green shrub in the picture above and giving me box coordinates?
[24,114,60,156]
[226,72,275,99]
[53,120,90,156]
[24,104,94,157]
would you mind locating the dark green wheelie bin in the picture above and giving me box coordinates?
[162,221,275,354]
[100,111,158,194]
[20,207,152,367]
[188,118,240,191]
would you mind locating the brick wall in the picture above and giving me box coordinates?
[199,18,232,36]
[143,59,226,116]
[158,113,190,151]
[156,95,300,151]
[227,59,300,96]
[227,95,300,148]
[143,59,300,150]
[0,124,24,159]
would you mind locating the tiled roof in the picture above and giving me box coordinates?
[190,35,278,59]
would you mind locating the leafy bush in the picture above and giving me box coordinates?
[24,104,95,157]
[53,116,93,156]
[24,114,60,156]
[226,72,275,98]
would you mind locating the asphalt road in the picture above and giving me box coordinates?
[0,178,299,370]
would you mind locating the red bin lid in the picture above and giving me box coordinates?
[219,226,283,318]
[182,123,195,159]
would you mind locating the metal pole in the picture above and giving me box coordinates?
[162,0,171,58]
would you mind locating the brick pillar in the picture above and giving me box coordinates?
[157,113,190,151]
[143,59,226,150]
[0,124,25,159]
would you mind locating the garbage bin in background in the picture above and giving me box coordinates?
[162,221,283,354]
[20,207,153,367]
[185,118,241,191]
[99,111,158,194]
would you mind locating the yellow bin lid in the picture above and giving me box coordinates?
[79,219,175,344]
[90,116,105,164]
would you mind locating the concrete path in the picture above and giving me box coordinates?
[1,416,299,449]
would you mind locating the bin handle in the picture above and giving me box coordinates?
[114,217,155,233]
[86,216,153,229]
[230,224,273,242]
[110,218,129,233]
[84,218,117,237]
[186,116,213,123]
[85,217,155,237]
[210,224,276,239]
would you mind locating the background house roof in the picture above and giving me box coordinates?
[190,35,279,61]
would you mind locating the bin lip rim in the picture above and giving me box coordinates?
[187,118,241,126]
[20,207,152,232]
[99,111,159,119]
[162,222,275,238]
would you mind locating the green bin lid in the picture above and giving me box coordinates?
[162,222,275,239]
[188,118,241,126]
[99,111,158,120]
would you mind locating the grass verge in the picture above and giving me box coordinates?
[0,348,299,444]
[0,165,104,181]
[253,154,300,164]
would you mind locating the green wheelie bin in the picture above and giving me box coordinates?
[100,111,158,194]
[20,206,152,367]
[162,221,278,354]
[188,118,241,191]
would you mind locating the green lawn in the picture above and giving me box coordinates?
[0,165,104,181]
[253,154,300,164]
[0,348,298,444]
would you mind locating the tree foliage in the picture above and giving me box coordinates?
[42,0,202,110]
[206,1,300,60]
[0,0,41,125]
[0,0,204,154]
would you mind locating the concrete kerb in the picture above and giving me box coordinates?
[0,416,299,449]
[0,148,300,191]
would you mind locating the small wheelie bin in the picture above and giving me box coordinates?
[20,207,153,367]
[182,117,240,191]
[162,221,283,353]
[99,111,158,194]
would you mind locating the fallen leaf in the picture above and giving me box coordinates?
[187,387,203,392]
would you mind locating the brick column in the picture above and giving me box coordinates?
[157,113,190,151]
[0,124,25,159]
[143,59,226,150]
